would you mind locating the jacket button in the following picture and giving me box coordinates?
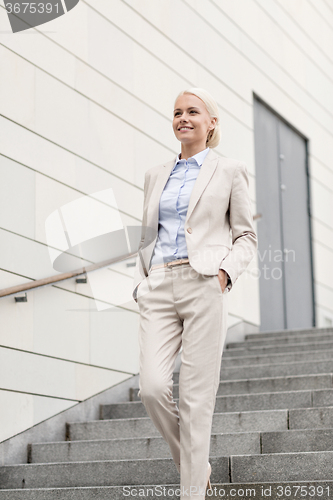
[187,227,192,234]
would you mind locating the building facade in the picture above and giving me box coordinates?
[0,0,332,444]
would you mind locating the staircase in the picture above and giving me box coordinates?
[2,327,333,498]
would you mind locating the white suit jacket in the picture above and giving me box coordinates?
[132,148,257,302]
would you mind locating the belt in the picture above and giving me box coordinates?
[150,258,190,271]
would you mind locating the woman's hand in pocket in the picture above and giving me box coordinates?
[217,269,228,293]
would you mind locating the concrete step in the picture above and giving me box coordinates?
[172,359,333,383]
[31,425,333,464]
[3,325,333,497]
[69,409,288,441]
[310,389,333,407]
[29,431,260,463]
[101,388,328,419]
[289,405,333,429]
[220,348,333,368]
[131,373,332,401]
[231,451,333,482]
[1,482,332,499]
[227,332,333,349]
[2,450,333,493]
[220,360,333,381]
[0,456,228,489]
[222,339,333,357]
[245,326,333,341]
[262,428,333,454]
[71,406,333,442]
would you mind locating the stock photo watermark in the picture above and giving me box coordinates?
[3,0,79,33]
[122,483,332,498]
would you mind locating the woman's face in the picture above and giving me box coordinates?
[173,94,216,147]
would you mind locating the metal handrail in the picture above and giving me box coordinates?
[0,252,138,299]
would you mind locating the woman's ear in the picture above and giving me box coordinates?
[209,117,217,131]
[206,129,213,143]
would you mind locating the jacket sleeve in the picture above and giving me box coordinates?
[219,161,257,289]
[132,171,150,302]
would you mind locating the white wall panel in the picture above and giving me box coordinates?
[312,241,333,290]
[0,346,130,401]
[315,283,333,320]
[132,128,178,183]
[310,178,333,230]
[0,269,139,367]
[39,282,138,369]
[32,285,91,364]
[180,0,333,162]
[32,283,140,372]
[74,59,174,153]
[0,156,35,239]
[0,271,34,351]
[0,118,145,221]
[122,0,251,100]
[310,158,333,190]
[228,257,261,326]
[0,8,76,87]
[131,44,189,123]
[273,0,333,63]
[89,306,140,374]
[43,0,89,61]
[125,0,333,134]
[0,45,35,129]
[34,70,91,160]
[0,389,75,443]
[34,69,175,185]
[87,7,136,93]
[35,171,83,243]
[194,70,253,131]
[0,347,76,399]
[0,229,90,280]
[210,0,333,84]
[218,114,254,168]
[97,0,200,83]
[312,219,333,251]
[0,115,77,186]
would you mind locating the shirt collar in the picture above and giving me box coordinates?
[174,147,210,168]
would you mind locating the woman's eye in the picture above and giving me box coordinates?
[190,110,197,114]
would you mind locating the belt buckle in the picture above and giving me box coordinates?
[166,258,188,269]
[170,259,185,269]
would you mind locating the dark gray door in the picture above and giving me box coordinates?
[253,96,315,331]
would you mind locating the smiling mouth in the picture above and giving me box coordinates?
[178,127,193,131]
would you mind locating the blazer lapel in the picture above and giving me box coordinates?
[186,148,219,222]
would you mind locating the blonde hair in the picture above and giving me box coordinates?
[174,88,221,148]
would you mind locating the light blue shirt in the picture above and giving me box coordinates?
[150,147,210,268]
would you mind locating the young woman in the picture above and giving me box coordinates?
[132,88,257,499]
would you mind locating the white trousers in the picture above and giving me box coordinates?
[137,263,228,499]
